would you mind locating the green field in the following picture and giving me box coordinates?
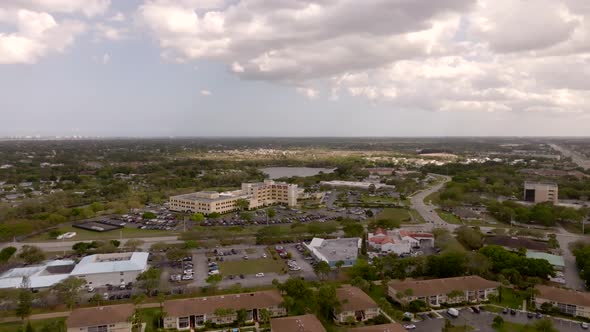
[218,258,286,276]
[435,209,462,224]
[27,225,178,242]
[0,318,66,332]
[491,287,526,309]
[494,321,538,332]
[376,208,413,223]
[361,194,399,204]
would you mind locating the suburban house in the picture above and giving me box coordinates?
[347,323,406,332]
[534,285,590,318]
[163,290,286,330]
[66,304,134,332]
[335,285,380,323]
[304,237,361,268]
[270,314,326,332]
[388,276,500,307]
[367,228,434,255]
[526,251,565,271]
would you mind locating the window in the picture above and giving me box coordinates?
[88,325,108,332]
[179,317,189,329]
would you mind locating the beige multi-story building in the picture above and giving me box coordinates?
[335,285,380,323]
[388,276,500,307]
[163,290,286,330]
[66,304,134,332]
[534,285,590,318]
[169,180,297,215]
[524,182,558,204]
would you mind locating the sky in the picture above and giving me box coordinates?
[1,0,590,137]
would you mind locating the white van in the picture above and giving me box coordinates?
[447,308,459,318]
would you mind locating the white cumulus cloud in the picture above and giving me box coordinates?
[200,89,211,96]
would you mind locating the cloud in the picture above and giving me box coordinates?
[6,0,111,17]
[102,53,110,64]
[95,23,127,41]
[200,89,211,96]
[109,12,125,22]
[296,87,318,99]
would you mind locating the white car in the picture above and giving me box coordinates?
[255,273,265,277]
[262,253,267,258]
[87,286,94,292]
[404,324,416,330]
[208,270,220,276]
[184,269,193,274]
[582,322,589,329]
[103,293,109,300]
[182,275,194,280]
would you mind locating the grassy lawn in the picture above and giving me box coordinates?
[492,287,526,310]
[138,308,163,332]
[0,318,66,332]
[218,258,286,275]
[376,208,419,224]
[435,209,462,224]
[361,194,399,204]
[425,191,440,205]
[408,209,426,223]
[447,326,474,332]
[494,321,537,332]
[27,225,179,242]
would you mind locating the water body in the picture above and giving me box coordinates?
[260,167,336,179]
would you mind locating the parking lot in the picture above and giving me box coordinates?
[412,307,588,332]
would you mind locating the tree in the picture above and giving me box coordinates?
[277,278,315,315]
[208,212,221,219]
[408,299,428,312]
[492,315,504,329]
[343,222,365,238]
[259,308,271,325]
[240,211,254,221]
[166,247,189,262]
[15,289,32,320]
[88,293,103,306]
[206,274,222,293]
[136,267,161,295]
[0,246,17,263]
[39,320,66,332]
[532,318,558,332]
[427,252,468,278]
[25,321,34,332]
[124,239,145,252]
[142,212,157,219]
[335,260,345,276]
[18,246,45,265]
[313,261,331,280]
[110,240,121,248]
[455,226,483,250]
[266,208,276,219]
[190,213,205,222]
[53,276,85,310]
[446,290,464,303]
[235,198,249,211]
[317,285,340,321]
[236,309,248,326]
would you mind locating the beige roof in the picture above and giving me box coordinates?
[270,314,326,332]
[388,276,500,297]
[164,290,283,317]
[536,285,590,307]
[347,323,406,332]
[336,285,378,312]
[66,303,134,328]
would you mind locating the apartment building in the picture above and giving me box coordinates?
[169,180,297,214]
[270,314,326,332]
[66,304,134,332]
[534,285,590,318]
[335,285,380,323]
[388,276,500,307]
[163,290,286,330]
[524,182,558,204]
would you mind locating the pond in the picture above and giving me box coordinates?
[259,167,335,179]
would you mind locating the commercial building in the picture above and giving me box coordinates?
[270,314,326,332]
[169,180,298,214]
[368,228,434,255]
[524,182,558,204]
[66,304,135,332]
[0,259,75,290]
[163,290,286,330]
[364,168,395,176]
[335,285,380,323]
[534,285,590,318]
[304,237,361,268]
[526,251,565,271]
[70,252,149,287]
[388,276,500,307]
[347,324,405,332]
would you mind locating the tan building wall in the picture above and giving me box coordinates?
[534,297,590,319]
[67,321,132,332]
[336,307,380,323]
[388,286,498,307]
[524,182,558,204]
[164,306,286,330]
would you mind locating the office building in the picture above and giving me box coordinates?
[524,182,558,204]
[69,252,149,287]
[304,237,361,268]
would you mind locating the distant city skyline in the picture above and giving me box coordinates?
[1,0,590,137]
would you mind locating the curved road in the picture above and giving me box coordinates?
[410,174,452,231]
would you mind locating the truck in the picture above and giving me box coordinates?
[447,308,459,318]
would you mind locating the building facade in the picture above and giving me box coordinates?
[163,291,286,330]
[388,276,500,307]
[534,285,590,318]
[66,304,134,332]
[524,182,558,204]
[335,285,380,323]
[169,180,298,214]
[70,252,149,287]
[304,237,361,268]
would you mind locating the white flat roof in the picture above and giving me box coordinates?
[71,252,149,275]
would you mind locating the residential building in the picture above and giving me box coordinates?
[524,182,558,204]
[347,323,406,332]
[69,252,149,287]
[526,251,565,271]
[335,285,380,323]
[388,276,500,307]
[534,285,590,318]
[66,303,134,332]
[304,237,361,268]
[270,314,326,332]
[169,180,297,214]
[368,228,434,255]
[163,290,286,330]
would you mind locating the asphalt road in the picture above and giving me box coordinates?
[550,144,590,170]
[556,226,587,291]
[410,175,452,231]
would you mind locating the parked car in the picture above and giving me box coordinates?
[582,322,589,330]
[404,324,416,330]
[447,308,459,318]
[255,273,265,277]
[502,308,509,314]
[471,306,480,314]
